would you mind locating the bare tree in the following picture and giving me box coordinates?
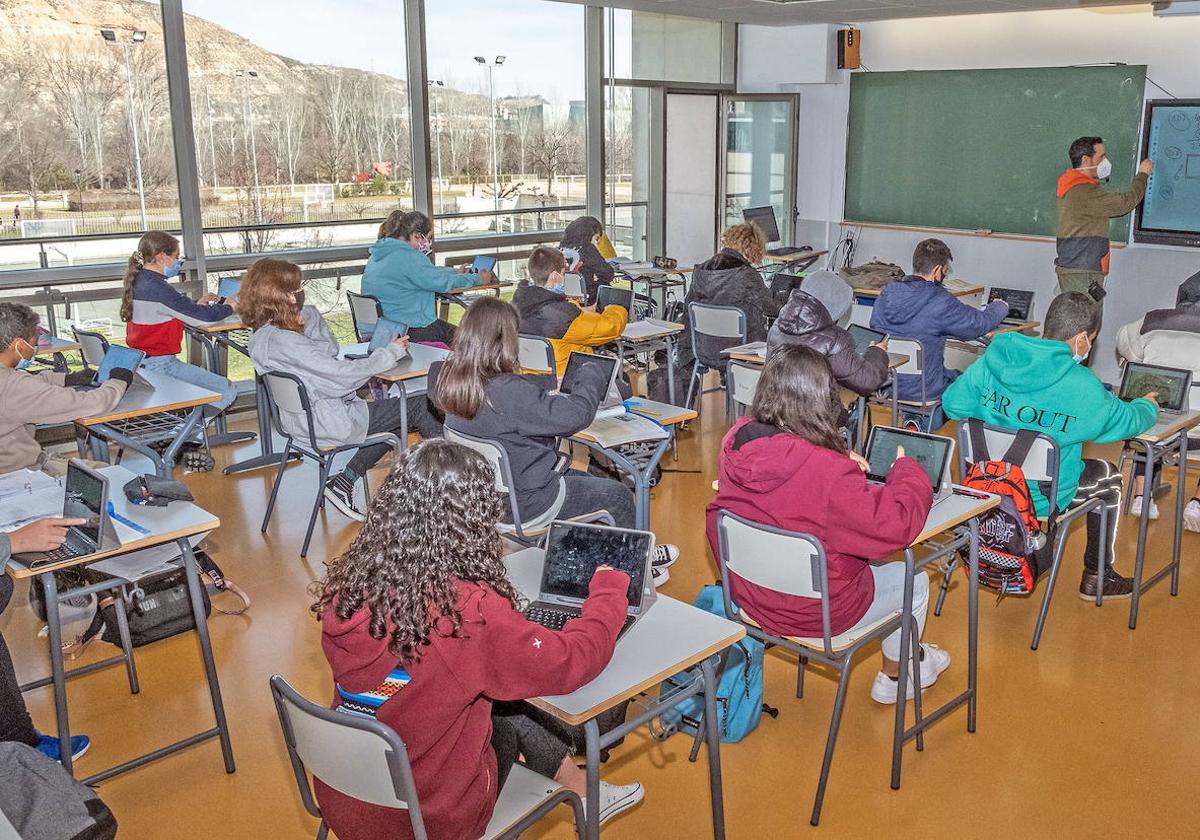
[529,117,582,196]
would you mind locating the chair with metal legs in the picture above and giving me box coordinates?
[270,675,586,840]
[684,302,747,419]
[714,510,921,826]
[935,418,1109,649]
[259,372,403,558]
[727,361,762,419]
[347,291,384,343]
[884,337,942,431]
[71,327,110,369]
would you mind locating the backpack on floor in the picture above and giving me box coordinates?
[962,425,1045,594]
[657,586,776,743]
[0,743,117,840]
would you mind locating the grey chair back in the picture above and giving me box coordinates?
[561,272,585,299]
[957,418,1060,517]
[260,371,322,452]
[347,291,384,342]
[72,327,110,369]
[728,362,762,416]
[270,675,428,839]
[518,334,557,377]
[887,337,924,376]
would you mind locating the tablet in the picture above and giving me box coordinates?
[848,324,886,354]
[217,277,241,300]
[596,285,634,312]
[96,345,146,384]
[472,255,497,273]
[1118,362,1191,414]
[560,352,618,397]
[366,318,408,353]
[864,426,952,493]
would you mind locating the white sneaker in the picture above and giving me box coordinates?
[323,474,366,522]
[1131,495,1160,520]
[652,544,679,569]
[1185,499,1200,533]
[869,644,952,705]
[651,566,670,588]
[582,781,644,826]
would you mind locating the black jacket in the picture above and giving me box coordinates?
[679,248,782,369]
[513,283,578,340]
[428,361,606,522]
[561,219,614,304]
[767,289,890,397]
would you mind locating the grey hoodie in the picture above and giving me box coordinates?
[248,306,408,448]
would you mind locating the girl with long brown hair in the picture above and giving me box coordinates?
[706,344,948,705]
[241,257,440,521]
[311,439,643,839]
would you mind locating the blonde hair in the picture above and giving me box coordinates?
[722,222,767,265]
[237,258,304,331]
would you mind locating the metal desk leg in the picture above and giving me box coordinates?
[39,573,74,775]
[201,336,254,447]
[223,376,292,475]
[700,656,727,840]
[856,395,869,453]
[1171,433,1187,597]
[890,374,899,427]
[594,434,672,530]
[1129,440,1155,629]
[666,333,677,407]
[583,718,603,840]
[891,550,916,790]
[179,540,236,773]
[967,517,979,732]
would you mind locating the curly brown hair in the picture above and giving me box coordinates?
[311,439,520,663]
[237,258,304,331]
[721,222,767,265]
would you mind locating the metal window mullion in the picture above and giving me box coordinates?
[585,5,605,221]
[405,0,433,218]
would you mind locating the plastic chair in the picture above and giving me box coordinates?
[347,291,384,343]
[945,418,1110,649]
[518,334,557,378]
[684,302,747,419]
[714,510,919,826]
[269,675,585,840]
[71,326,110,369]
[885,337,941,431]
[727,361,762,418]
[259,371,403,557]
[561,272,586,299]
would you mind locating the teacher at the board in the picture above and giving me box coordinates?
[1055,135,1153,305]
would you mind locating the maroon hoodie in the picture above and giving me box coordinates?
[316,570,630,840]
[705,419,932,637]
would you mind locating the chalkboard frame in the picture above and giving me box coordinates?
[1133,98,1200,248]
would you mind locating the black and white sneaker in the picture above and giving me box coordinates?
[652,544,679,569]
[651,565,670,587]
[323,474,366,522]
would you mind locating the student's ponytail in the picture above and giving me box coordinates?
[120,231,180,323]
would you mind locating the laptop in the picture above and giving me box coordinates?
[73,345,152,392]
[1119,363,1192,423]
[987,287,1034,327]
[560,351,624,420]
[524,520,657,642]
[848,324,887,354]
[13,461,121,569]
[471,255,498,275]
[742,206,809,258]
[865,426,956,507]
[596,284,634,313]
[216,277,241,302]
[345,317,408,360]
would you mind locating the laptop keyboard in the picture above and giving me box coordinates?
[526,605,638,639]
[30,543,87,569]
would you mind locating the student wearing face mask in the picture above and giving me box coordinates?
[943,292,1159,600]
[559,216,615,305]
[512,246,628,377]
[0,303,130,476]
[362,210,491,346]
[120,230,238,424]
[1055,136,1154,302]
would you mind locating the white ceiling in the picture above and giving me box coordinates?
[553,0,1141,26]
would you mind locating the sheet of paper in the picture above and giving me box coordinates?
[0,470,64,531]
[583,413,670,448]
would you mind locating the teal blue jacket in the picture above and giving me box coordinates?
[360,238,462,328]
[942,332,1158,516]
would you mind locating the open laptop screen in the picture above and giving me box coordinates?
[1119,362,1191,412]
[596,285,634,313]
[559,352,617,397]
[64,462,105,548]
[848,324,886,354]
[865,427,952,493]
[540,522,652,606]
[217,277,241,300]
[742,206,781,243]
[987,288,1033,321]
[96,345,145,384]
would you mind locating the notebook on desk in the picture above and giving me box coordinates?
[560,352,625,420]
[12,461,120,569]
[865,426,956,507]
[524,520,656,643]
[987,288,1034,326]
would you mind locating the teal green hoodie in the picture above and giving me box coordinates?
[942,332,1158,517]
[361,238,462,329]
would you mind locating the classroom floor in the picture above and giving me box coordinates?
[6,391,1198,840]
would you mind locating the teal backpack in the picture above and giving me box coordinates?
[658,585,777,743]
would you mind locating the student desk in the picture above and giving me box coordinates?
[616,319,685,405]
[339,340,450,383]
[1124,409,1200,629]
[34,335,82,372]
[4,465,234,783]
[571,401,697,531]
[985,320,1040,339]
[760,248,828,271]
[183,318,258,450]
[504,546,744,840]
[76,370,221,479]
[435,280,508,320]
[889,488,999,790]
[615,265,691,316]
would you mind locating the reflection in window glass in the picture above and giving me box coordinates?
[607,10,730,85]
[183,0,412,245]
[606,86,649,260]
[724,100,792,236]
[425,0,586,239]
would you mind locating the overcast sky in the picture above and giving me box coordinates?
[184,0,630,108]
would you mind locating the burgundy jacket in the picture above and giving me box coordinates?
[316,571,629,840]
[705,419,932,637]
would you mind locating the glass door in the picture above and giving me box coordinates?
[721,96,798,244]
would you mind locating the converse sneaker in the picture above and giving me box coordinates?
[1130,495,1159,521]
[323,474,366,522]
[869,644,952,705]
[1079,566,1134,601]
[37,733,90,763]
[582,781,645,826]
[651,565,670,587]
[652,544,679,570]
[1184,499,1200,533]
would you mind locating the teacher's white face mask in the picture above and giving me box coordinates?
[1095,158,1113,180]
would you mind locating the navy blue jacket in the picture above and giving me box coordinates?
[869,276,1008,402]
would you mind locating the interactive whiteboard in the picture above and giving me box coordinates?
[1135,99,1200,247]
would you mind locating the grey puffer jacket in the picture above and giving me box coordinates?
[679,248,782,370]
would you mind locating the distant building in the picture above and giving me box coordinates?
[497,95,546,136]
[568,100,586,132]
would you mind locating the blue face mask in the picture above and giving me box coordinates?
[15,339,34,370]
[162,259,181,279]
[1072,336,1091,364]
[549,284,566,295]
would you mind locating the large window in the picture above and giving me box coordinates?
[608,11,734,86]
[605,85,651,260]
[424,0,587,240]
[723,98,796,238]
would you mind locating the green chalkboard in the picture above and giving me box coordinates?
[844,66,1147,239]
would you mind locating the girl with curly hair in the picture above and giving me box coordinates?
[312,439,644,840]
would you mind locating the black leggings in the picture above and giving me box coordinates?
[407,319,456,346]
[0,576,39,747]
[490,702,572,789]
[343,396,443,480]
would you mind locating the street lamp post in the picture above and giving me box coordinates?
[236,69,263,224]
[428,80,445,212]
[100,28,148,230]
[474,56,506,215]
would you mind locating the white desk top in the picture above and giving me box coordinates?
[188,316,244,333]
[37,336,82,353]
[911,487,1000,546]
[621,319,684,342]
[5,465,218,580]
[624,399,696,426]
[1136,409,1200,444]
[725,343,908,371]
[77,369,222,426]
[505,547,744,726]
[339,341,450,382]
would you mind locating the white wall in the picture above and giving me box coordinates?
[739,5,1200,380]
[666,93,720,267]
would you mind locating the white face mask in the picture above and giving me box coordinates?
[1095,158,1113,180]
